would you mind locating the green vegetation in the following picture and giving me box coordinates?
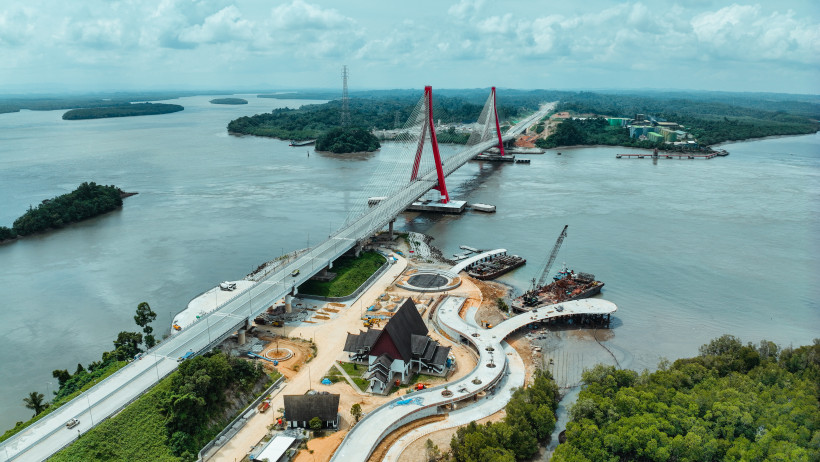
[536,118,662,150]
[62,103,183,120]
[337,362,369,390]
[8,182,125,237]
[553,336,820,462]
[1,360,125,443]
[298,251,385,297]
[315,126,380,153]
[227,91,538,142]
[51,352,270,461]
[449,369,559,461]
[0,226,17,242]
[551,92,819,147]
[209,98,248,105]
[0,92,205,115]
[22,392,47,417]
[2,302,157,441]
[351,403,363,423]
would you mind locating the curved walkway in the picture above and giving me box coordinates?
[330,296,617,461]
[449,249,506,273]
[383,340,526,461]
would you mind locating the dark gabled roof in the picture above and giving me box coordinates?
[410,334,430,356]
[343,329,382,352]
[283,394,340,423]
[368,368,388,384]
[372,353,392,371]
[382,299,428,361]
[431,345,451,366]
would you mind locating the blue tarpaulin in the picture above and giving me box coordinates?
[321,378,332,385]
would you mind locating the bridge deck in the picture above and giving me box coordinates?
[0,103,554,461]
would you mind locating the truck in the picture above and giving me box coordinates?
[177,350,195,362]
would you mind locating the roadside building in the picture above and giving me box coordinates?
[283,393,340,430]
[343,299,451,394]
[648,132,664,143]
[250,434,299,462]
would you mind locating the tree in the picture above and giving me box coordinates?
[112,331,143,360]
[74,363,85,375]
[309,416,323,432]
[350,403,362,423]
[52,369,71,388]
[23,391,48,416]
[425,439,441,462]
[134,302,157,339]
[144,334,156,349]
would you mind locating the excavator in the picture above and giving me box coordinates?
[523,225,568,307]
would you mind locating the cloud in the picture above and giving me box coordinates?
[692,5,820,64]
[0,7,35,46]
[178,6,254,45]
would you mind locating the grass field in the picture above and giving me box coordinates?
[298,251,386,297]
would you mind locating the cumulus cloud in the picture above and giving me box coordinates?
[178,6,254,45]
[0,7,35,46]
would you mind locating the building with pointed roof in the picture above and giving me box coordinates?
[343,299,452,394]
[283,393,340,430]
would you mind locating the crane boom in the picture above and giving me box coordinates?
[537,225,568,288]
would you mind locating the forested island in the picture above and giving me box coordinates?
[227,89,540,144]
[553,336,819,461]
[315,127,381,153]
[62,103,183,120]
[232,89,819,152]
[0,182,132,242]
[210,98,247,105]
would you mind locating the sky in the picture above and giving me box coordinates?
[0,0,818,95]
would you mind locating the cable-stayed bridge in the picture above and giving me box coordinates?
[0,88,551,462]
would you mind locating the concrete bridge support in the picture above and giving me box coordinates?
[388,219,395,240]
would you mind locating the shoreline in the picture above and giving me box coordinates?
[544,129,819,153]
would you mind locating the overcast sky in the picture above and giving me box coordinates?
[1,0,818,95]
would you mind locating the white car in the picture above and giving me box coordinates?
[65,418,80,429]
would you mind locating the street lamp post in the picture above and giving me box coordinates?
[86,394,94,426]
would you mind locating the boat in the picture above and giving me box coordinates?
[512,267,604,311]
[466,253,526,280]
[288,139,316,147]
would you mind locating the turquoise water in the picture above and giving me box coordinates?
[0,95,817,429]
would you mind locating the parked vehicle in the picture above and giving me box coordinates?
[291,269,300,277]
[65,418,80,429]
[219,281,236,291]
[177,350,195,362]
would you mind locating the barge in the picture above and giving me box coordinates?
[512,269,604,312]
[466,252,526,280]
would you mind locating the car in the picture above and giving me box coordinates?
[65,418,80,429]
[134,353,144,361]
[291,269,300,277]
[219,281,236,291]
[177,350,195,362]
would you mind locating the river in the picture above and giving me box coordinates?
[0,95,817,431]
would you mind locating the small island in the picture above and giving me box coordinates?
[62,103,183,120]
[0,182,134,242]
[315,127,381,153]
[210,98,248,105]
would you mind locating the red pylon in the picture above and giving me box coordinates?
[492,87,506,157]
[410,86,450,204]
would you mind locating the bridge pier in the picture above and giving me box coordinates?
[389,220,395,240]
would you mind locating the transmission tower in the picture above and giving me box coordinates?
[340,65,350,127]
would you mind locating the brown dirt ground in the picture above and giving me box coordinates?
[471,277,510,327]
[254,334,315,380]
[292,430,347,462]
[398,409,507,462]
[367,415,447,462]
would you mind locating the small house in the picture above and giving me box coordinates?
[283,393,340,430]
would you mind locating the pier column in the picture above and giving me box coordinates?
[285,294,293,313]
[388,220,395,239]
